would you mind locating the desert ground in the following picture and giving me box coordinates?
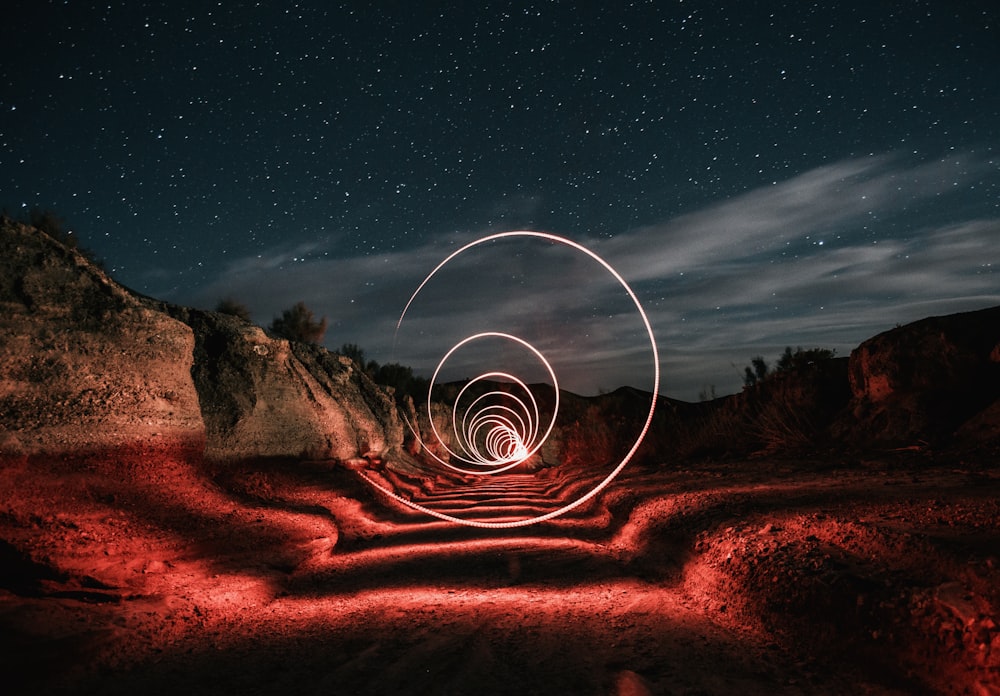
[2,447,998,695]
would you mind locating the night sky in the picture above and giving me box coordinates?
[3,2,998,400]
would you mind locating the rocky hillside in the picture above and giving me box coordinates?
[150,304,402,463]
[0,217,401,465]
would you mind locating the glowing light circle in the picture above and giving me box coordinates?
[425,333,558,476]
[375,231,659,529]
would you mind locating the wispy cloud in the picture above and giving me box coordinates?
[604,152,993,281]
[176,151,999,401]
[599,152,999,398]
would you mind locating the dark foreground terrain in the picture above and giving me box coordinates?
[1,448,998,695]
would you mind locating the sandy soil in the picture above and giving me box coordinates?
[1,450,998,695]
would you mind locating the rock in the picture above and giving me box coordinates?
[956,397,1000,445]
[848,307,1000,402]
[401,394,455,462]
[0,217,402,464]
[613,669,653,696]
[157,304,402,461]
[142,559,169,574]
[0,218,204,461]
[974,679,1000,696]
[840,306,1000,447]
[935,581,979,626]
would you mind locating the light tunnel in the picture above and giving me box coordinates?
[363,231,660,529]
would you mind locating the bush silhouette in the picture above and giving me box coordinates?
[216,298,252,321]
[28,207,68,239]
[775,346,836,371]
[744,347,835,386]
[15,207,103,267]
[339,343,366,367]
[269,301,328,344]
[336,343,429,400]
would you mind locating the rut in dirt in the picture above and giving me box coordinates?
[400,468,610,527]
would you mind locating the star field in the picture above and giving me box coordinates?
[2,2,998,399]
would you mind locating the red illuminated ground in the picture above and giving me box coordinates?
[1,450,998,695]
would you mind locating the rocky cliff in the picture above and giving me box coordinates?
[0,219,205,461]
[150,304,403,462]
[839,305,1000,448]
[674,305,1000,458]
[0,218,401,465]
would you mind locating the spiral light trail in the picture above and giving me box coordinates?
[425,332,558,476]
[366,230,659,529]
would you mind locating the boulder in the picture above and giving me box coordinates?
[841,306,1000,446]
[156,305,403,462]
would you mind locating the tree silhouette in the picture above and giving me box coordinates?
[215,298,252,321]
[743,356,770,386]
[339,343,366,366]
[744,347,836,386]
[268,301,328,344]
[373,362,429,399]
[775,346,836,371]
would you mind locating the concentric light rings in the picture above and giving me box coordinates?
[425,333,558,476]
[456,372,538,468]
[371,231,659,529]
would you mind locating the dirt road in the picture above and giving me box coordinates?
[1,452,998,694]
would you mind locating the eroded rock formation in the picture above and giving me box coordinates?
[841,306,1000,447]
[0,218,205,461]
[152,305,403,462]
[0,218,401,464]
